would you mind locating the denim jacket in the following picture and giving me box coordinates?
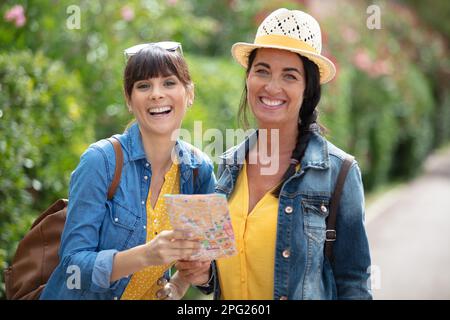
[212,129,372,300]
[40,122,216,300]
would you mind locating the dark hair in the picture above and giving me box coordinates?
[238,49,322,197]
[123,46,192,100]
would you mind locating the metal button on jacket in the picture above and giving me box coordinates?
[282,249,291,258]
[285,206,293,214]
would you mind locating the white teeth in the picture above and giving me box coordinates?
[261,97,284,106]
[148,106,172,114]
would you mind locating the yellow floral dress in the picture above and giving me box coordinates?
[121,162,179,300]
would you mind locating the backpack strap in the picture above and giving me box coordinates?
[106,137,123,200]
[324,155,354,262]
[193,167,199,190]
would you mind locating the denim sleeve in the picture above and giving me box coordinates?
[332,162,373,300]
[58,146,120,293]
[195,261,217,295]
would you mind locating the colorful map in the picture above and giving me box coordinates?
[164,193,237,260]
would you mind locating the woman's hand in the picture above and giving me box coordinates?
[110,230,201,283]
[175,260,212,286]
[144,230,201,266]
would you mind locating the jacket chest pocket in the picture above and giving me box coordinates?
[301,198,330,243]
[100,201,140,250]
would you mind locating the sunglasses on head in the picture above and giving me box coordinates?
[123,41,183,59]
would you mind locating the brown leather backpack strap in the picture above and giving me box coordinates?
[325,155,354,262]
[106,137,123,200]
[193,167,199,189]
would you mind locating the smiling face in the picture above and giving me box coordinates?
[246,48,305,128]
[124,46,193,137]
[128,75,193,136]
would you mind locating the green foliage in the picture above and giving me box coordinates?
[0,51,94,297]
[184,55,244,166]
[184,55,243,137]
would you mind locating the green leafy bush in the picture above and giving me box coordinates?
[0,51,94,297]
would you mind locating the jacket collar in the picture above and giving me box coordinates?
[300,130,330,170]
[125,122,146,161]
[219,127,330,170]
[124,122,201,168]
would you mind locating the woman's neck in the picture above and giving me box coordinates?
[140,130,177,174]
[257,121,298,157]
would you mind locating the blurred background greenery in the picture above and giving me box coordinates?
[0,0,448,299]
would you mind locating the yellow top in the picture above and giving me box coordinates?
[216,160,278,299]
[121,162,180,300]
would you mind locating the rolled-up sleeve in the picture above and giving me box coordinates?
[90,249,120,292]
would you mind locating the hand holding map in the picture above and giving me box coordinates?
[164,194,237,260]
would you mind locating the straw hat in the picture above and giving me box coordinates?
[231,8,336,84]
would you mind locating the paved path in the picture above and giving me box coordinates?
[366,148,450,299]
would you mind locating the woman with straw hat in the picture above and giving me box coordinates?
[179,8,372,300]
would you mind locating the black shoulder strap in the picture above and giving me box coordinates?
[324,155,354,262]
[106,137,123,200]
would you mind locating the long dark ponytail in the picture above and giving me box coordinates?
[238,49,322,197]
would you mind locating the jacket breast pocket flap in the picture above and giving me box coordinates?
[301,199,330,230]
[108,201,139,231]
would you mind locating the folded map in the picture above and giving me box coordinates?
[164,193,237,260]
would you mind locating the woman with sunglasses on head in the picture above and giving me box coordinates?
[40,42,215,300]
[179,8,372,300]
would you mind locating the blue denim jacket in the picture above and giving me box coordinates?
[40,122,216,300]
[212,129,372,300]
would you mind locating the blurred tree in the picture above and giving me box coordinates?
[0,50,93,297]
[403,0,450,40]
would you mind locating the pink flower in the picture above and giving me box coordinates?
[121,5,134,22]
[353,48,392,78]
[4,4,26,28]
[352,48,372,73]
[341,26,359,44]
[371,60,392,77]
[226,0,238,10]
[14,14,26,27]
[166,0,178,6]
